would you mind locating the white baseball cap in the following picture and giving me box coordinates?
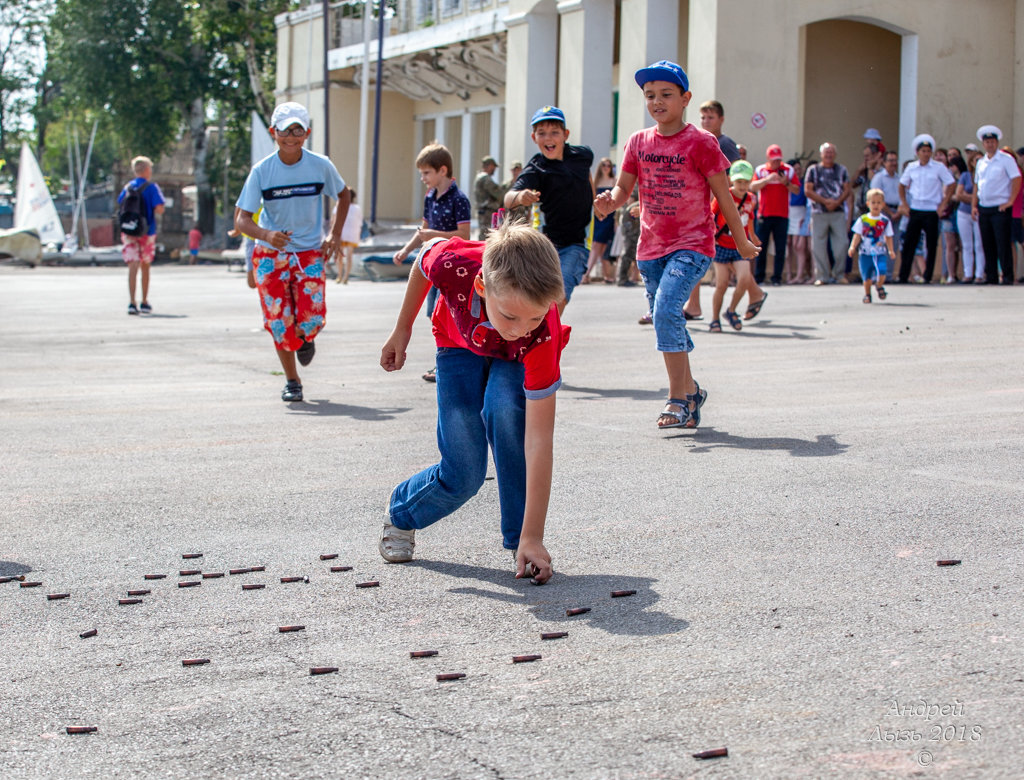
[271,102,310,132]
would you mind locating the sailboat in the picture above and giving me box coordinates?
[0,143,64,265]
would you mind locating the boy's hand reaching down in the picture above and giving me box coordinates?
[516,540,553,584]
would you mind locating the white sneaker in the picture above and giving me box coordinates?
[379,523,415,563]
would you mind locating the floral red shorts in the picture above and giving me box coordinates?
[252,245,326,351]
[121,233,156,264]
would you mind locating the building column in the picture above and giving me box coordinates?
[489,106,503,169]
[503,0,559,168]
[556,0,615,161]
[616,0,680,139]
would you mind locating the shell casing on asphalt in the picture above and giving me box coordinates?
[229,568,250,575]
[126,590,150,596]
[309,666,339,675]
[20,581,42,588]
[79,628,98,639]
[436,673,466,681]
[611,590,637,598]
[182,553,203,559]
[937,559,962,566]
[182,658,210,666]
[692,747,728,759]
[249,565,266,572]
[329,566,353,572]
[202,572,224,579]
[119,598,143,605]
[178,581,201,588]
[66,726,97,734]
[143,574,167,580]
[566,607,591,616]
[355,581,380,588]
[280,576,307,583]
[512,655,542,663]
[47,593,70,600]
[319,554,338,560]
[410,650,439,658]
[241,584,265,590]
[541,631,569,640]
[179,570,201,576]
[278,625,305,633]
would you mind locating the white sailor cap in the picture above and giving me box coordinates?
[912,134,936,151]
[976,124,1002,141]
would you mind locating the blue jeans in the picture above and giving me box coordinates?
[557,243,588,302]
[389,347,527,549]
[637,249,711,352]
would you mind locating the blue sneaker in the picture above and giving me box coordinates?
[127,303,139,315]
[139,302,152,314]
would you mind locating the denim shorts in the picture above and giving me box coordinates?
[557,243,588,302]
[858,253,888,281]
[637,248,712,353]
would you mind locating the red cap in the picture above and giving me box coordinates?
[766,144,783,160]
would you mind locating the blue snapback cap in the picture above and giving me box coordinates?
[634,60,689,92]
[531,106,566,126]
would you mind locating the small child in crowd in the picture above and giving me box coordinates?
[378,222,570,584]
[848,188,896,303]
[709,160,763,332]
[235,101,349,403]
[595,60,758,430]
[393,142,471,382]
[336,188,363,284]
[504,106,595,312]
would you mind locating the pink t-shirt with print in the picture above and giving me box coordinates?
[620,124,730,261]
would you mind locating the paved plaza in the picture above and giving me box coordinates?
[1,264,1022,779]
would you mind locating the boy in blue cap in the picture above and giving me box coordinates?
[504,106,594,312]
[595,61,758,429]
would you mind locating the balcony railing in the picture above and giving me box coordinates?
[323,0,503,47]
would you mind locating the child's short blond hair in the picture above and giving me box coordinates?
[132,156,154,174]
[416,142,453,177]
[866,188,885,201]
[482,220,564,306]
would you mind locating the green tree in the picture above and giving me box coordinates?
[47,0,296,234]
[1,0,51,177]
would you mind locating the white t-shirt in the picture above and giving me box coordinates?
[975,151,1021,207]
[340,202,363,243]
[899,160,954,211]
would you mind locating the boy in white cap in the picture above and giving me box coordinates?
[594,60,757,430]
[897,133,954,284]
[235,102,350,402]
[972,125,1022,285]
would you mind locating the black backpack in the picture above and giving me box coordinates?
[118,181,153,237]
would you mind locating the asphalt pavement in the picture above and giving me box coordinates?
[1,264,1022,779]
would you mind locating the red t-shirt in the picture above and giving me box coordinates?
[420,238,570,399]
[620,124,730,261]
[753,163,798,218]
[711,190,756,249]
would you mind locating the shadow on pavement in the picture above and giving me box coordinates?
[139,313,188,319]
[561,384,665,402]
[740,319,818,331]
[668,428,847,457]
[409,559,689,636]
[0,560,33,577]
[287,400,411,420]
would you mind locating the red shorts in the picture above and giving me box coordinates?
[121,233,156,264]
[252,246,326,351]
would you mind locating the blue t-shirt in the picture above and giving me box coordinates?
[790,181,807,207]
[117,177,166,236]
[423,181,471,231]
[236,150,345,252]
[957,171,974,215]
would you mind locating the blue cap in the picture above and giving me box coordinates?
[634,60,689,92]
[531,106,566,126]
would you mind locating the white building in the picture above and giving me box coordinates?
[275,0,1024,222]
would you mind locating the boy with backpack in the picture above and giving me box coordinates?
[118,156,166,315]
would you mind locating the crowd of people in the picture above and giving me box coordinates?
[115,73,1020,584]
